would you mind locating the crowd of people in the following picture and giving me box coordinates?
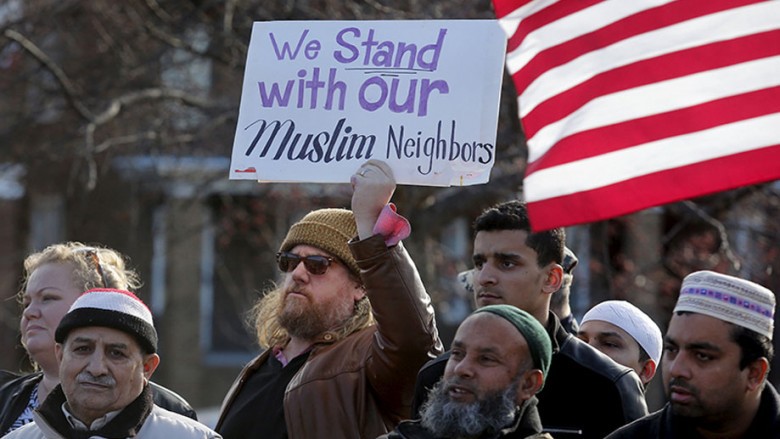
[1,159,777,438]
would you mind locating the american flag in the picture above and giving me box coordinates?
[493,0,780,231]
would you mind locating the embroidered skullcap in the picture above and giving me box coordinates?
[581,300,663,364]
[473,305,552,387]
[280,208,359,276]
[676,270,775,339]
[56,288,157,353]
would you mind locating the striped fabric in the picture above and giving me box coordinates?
[493,0,780,230]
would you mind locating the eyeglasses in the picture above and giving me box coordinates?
[276,252,335,275]
[74,247,110,288]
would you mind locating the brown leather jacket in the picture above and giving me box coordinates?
[215,235,443,439]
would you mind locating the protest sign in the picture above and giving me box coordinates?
[229,20,506,186]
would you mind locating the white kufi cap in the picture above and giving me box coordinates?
[581,300,663,364]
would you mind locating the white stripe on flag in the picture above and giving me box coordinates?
[517,1,780,118]
[527,55,780,163]
[504,0,672,78]
[524,112,780,202]
[496,0,557,36]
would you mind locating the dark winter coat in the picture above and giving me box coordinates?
[606,382,780,439]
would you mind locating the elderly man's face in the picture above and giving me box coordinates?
[420,313,541,437]
[56,327,159,426]
[445,313,529,400]
[279,244,364,340]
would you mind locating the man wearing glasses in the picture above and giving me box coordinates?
[215,160,443,439]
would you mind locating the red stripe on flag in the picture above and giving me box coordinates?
[527,145,780,231]
[493,0,780,229]
[525,85,780,175]
[506,0,599,53]
[521,30,780,140]
[509,0,761,97]
[492,0,535,19]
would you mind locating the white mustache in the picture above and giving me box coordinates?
[76,372,115,387]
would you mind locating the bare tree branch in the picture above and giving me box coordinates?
[682,200,742,270]
[92,88,216,126]
[3,28,95,121]
[145,0,174,23]
[365,0,409,17]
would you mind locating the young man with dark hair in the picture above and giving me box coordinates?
[413,200,647,439]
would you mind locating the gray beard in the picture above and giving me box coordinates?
[420,377,519,437]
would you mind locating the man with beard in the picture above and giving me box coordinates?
[412,200,647,439]
[607,271,780,438]
[215,160,443,439]
[380,304,553,439]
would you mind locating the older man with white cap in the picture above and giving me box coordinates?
[578,301,663,386]
[607,271,780,438]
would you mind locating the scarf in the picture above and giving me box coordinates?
[36,384,154,439]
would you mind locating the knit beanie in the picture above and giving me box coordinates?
[676,270,775,340]
[474,305,552,388]
[56,288,158,354]
[279,208,359,276]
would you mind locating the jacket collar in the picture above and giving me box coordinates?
[35,384,154,439]
[662,384,780,437]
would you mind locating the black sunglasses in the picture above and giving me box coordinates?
[276,252,335,275]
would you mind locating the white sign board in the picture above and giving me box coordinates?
[229,20,506,186]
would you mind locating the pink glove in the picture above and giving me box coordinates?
[373,203,411,246]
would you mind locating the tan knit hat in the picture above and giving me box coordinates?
[279,208,359,276]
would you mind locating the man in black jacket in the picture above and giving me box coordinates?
[607,271,780,438]
[412,200,647,439]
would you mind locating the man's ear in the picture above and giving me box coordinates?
[746,357,769,391]
[142,354,161,381]
[351,282,366,302]
[542,264,563,295]
[639,359,657,386]
[55,343,63,364]
[516,369,544,403]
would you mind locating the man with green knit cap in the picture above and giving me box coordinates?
[216,160,443,439]
[381,304,553,439]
